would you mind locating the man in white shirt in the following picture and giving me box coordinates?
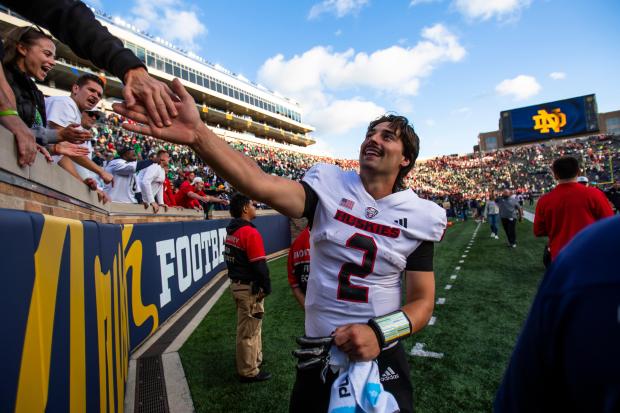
[138,149,169,213]
[46,74,113,186]
[104,147,137,203]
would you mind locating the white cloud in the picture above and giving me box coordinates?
[495,75,541,100]
[128,0,206,51]
[454,0,531,21]
[335,29,343,36]
[257,24,465,136]
[259,24,464,98]
[549,71,566,80]
[307,99,386,135]
[410,0,443,6]
[304,138,337,157]
[308,0,369,19]
[452,106,471,115]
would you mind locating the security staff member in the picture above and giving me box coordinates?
[224,193,272,383]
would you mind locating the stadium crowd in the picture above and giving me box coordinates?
[84,111,620,215]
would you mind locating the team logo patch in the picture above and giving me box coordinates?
[340,198,355,210]
[365,207,379,219]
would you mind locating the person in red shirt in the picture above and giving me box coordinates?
[534,156,613,261]
[162,166,176,207]
[175,176,227,209]
[287,226,310,309]
[224,193,271,383]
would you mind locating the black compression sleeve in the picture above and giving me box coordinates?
[406,241,434,271]
[301,182,319,229]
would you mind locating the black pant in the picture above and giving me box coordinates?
[289,342,413,413]
[501,218,517,245]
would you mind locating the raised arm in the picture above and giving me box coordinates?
[4,0,177,127]
[113,79,306,218]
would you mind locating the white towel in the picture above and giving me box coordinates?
[327,349,399,413]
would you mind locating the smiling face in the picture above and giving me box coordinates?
[72,80,103,111]
[17,37,55,81]
[359,121,410,180]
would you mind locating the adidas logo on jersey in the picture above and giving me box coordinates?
[380,366,399,382]
[394,218,408,228]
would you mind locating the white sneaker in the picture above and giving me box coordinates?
[512,244,517,248]
[490,234,495,238]
[495,234,499,239]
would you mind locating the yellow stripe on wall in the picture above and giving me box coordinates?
[15,216,70,412]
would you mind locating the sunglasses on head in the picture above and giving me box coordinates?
[17,25,47,41]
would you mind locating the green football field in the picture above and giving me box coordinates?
[180,219,547,413]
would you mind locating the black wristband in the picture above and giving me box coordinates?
[368,310,413,348]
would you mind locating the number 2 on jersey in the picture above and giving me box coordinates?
[337,233,377,302]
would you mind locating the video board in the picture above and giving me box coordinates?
[500,94,599,145]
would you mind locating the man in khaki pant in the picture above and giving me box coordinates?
[224,193,272,382]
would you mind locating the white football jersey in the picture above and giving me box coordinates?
[302,164,447,337]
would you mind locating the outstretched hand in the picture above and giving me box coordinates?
[123,67,179,128]
[53,141,90,157]
[59,124,91,143]
[114,79,201,147]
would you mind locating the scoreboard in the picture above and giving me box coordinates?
[500,94,599,146]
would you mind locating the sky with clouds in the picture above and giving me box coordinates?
[88,0,620,159]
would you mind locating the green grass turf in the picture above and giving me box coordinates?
[179,219,547,413]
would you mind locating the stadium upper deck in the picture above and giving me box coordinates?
[0,5,316,147]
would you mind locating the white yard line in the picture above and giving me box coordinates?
[410,342,444,359]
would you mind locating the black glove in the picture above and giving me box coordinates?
[292,336,333,371]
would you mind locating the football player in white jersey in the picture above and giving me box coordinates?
[114,79,447,412]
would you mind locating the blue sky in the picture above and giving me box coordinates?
[88,0,620,159]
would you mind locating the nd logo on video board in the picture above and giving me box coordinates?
[532,108,567,134]
[501,94,599,145]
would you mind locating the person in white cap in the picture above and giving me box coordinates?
[576,176,589,186]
